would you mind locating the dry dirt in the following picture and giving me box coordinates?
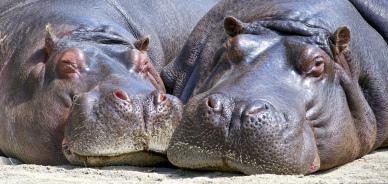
[0,148,387,184]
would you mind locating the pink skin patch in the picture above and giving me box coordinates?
[309,164,318,173]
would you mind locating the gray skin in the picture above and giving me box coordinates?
[0,0,217,166]
[162,0,388,175]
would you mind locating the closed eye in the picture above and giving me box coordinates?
[306,56,325,77]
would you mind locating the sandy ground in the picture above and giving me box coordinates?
[0,149,387,184]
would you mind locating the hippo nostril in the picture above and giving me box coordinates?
[246,107,265,115]
[113,89,128,101]
[157,93,167,104]
[206,96,222,112]
[245,102,269,116]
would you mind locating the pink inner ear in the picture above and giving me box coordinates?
[129,49,166,92]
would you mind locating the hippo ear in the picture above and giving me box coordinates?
[224,16,244,37]
[331,26,351,54]
[332,26,352,77]
[44,24,58,54]
[134,36,150,51]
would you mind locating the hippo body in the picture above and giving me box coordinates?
[0,0,217,165]
[163,0,388,174]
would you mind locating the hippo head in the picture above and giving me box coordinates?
[167,17,376,174]
[28,25,182,166]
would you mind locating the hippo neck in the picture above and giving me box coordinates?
[104,0,157,66]
[104,0,143,40]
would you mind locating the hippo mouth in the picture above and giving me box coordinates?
[62,139,169,166]
[61,118,176,167]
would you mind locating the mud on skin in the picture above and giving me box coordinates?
[164,0,388,175]
[0,0,218,166]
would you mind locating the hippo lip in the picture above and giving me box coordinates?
[168,113,319,174]
[65,150,168,167]
[62,139,168,166]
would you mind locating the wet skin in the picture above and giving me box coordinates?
[163,0,388,175]
[0,0,217,165]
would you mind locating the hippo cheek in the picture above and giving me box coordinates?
[62,90,183,166]
[167,97,320,175]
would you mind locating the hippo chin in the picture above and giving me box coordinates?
[163,0,388,175]
[0,0,217,165]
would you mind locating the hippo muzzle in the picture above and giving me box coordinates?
[63,80,182,166]
[167,93,320,174]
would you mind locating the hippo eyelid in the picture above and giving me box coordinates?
[305,58,325,78]
[314,59,324,66]
[64,61,78,70]
[307,56,324,68]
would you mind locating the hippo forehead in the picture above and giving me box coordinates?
[203,34,334,115]
[54,40,133,75]
[46,36,158,99]
[224,33,320,69]
[225,34,281,63]
[240,19,334,57]
[223,30,336,77]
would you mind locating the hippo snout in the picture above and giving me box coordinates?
[112,89,167,108]
[63,86,183,166]
[167,94,319,174]
[107,89,169,124]
[200,94,279,137]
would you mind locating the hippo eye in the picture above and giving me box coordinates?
[56,48,85,79]
[306,56,325,77]
[57,59,80,78]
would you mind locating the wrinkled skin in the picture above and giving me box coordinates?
[163,0,388,175]
[0,0,217,165]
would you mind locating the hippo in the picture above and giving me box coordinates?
[163,0,388,175]
[0,0,217,166]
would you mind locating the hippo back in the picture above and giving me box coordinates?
[0,0,218,72]
[349,0,388,43]
[113,0,219,69]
